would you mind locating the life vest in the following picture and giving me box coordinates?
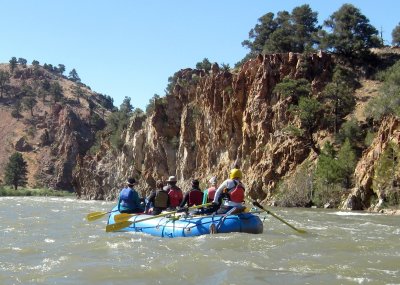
[207,186,216,202]
[154,190,169,208]
[188,189,203,206]
[227,180,245,203]
[168,186,183,207]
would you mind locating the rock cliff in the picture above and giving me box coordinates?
[73,52,334,200]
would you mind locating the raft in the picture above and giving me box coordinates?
[107,206,264,238]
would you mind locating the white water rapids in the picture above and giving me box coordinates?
[0,197,399,284]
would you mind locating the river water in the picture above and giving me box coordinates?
[0,197,399,285]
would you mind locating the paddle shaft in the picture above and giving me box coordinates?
[106,203,212,232]
[253,201,306,234]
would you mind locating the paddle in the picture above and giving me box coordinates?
[86,211,113,221]
[106,203,212,233]
[113,213,141,223]
[252,201,307,234]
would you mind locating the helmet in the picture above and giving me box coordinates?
[166,176,177,183]
[127,177,136,186]
[229,168,242,180]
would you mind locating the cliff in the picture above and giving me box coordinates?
[0,63,110,190]
[73,52,334,200]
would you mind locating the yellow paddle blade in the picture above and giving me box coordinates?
[114,213,138,223]
[86,211,108,221]
[106,220,132,232]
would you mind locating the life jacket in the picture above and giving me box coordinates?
[154,190,169,208]
[188,189,203,206]
[227,180,245,203]
[207,186,216,202]
[168,185,183,207]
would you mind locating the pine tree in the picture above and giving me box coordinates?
[4,152,28,190]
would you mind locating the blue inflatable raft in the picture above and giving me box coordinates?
[107,206,264,238]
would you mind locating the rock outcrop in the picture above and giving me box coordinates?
[342,116,400,210]
[73,52,334,200]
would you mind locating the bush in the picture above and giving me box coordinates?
[275,162,313,207]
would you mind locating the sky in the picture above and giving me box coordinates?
[0,0,398,110]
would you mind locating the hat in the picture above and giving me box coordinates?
[127,177,136,185]
[166,176,177,182]
[208,176,217,185]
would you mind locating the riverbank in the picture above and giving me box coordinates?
[0,186,75,197]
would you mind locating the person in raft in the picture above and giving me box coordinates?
[165,176,183,210]
[180,179,204,208]
[117,178,144,214]
[145,180,170,215]
[212,168,245,214]
[202,176,217,204]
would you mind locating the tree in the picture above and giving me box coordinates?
[68,68,81,82]
[336,139,357,188]
[297,97,322,142]
[18,58,27,67]
[22,96,37,116]
[242,12,277,54]
[366,60,400,121]
[11,100,22,120]
[50,82,63,103]
[373,142,400,205]
[119,96,133,114]
[0,70,10,98]
[4,152,28,190]
[242,5,320,54]
[321,4,381,58]
[32,60,40,66]
[392,23,400,46]
[290,4,319,52]
[322,66,356,133]
[196,58,212,72]
[273,77,311,101]
[9,57,18,73]
[57,64,66,75]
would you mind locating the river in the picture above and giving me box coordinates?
[0,197,399,285]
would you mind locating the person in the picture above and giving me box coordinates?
[165,176,183,210]
[180,179,204,208]
[202,176,217,204]
[117,178,144,213]
[212,168,245,214]
[145,180,170,215]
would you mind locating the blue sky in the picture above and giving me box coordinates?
[0,1,398,110]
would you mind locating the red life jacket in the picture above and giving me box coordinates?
[168,186,183,207]
[207,186,216,202]
[188,189,203,206]
[228,181,245,203]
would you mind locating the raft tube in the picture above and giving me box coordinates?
[107,206,263,238]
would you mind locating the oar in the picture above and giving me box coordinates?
[86,211,113,221]
[252,201,307,234]
[113,213,141,223]
[106,203,212,233]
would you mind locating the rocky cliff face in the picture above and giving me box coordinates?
[342,116,400,211]
[73,52,334,200]
[0,63,109,190]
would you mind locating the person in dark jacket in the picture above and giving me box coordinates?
[117,178,144,213]
[146,180,170,215]
[180,179,204,208]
